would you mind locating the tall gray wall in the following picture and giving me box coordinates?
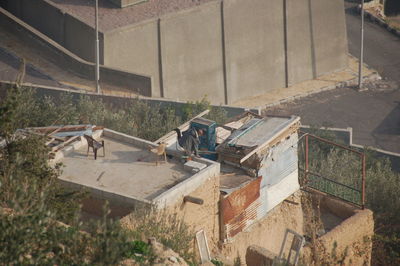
[224,0,286,103]
[160,2,225,103]
[5,0,348,104]
[309,0,348,76]
[3,0,103,63]
[102,0,347,104]
[104,20,160,97]
[287,0,314,85]
[0,7,152,95]
[64,13,104,63]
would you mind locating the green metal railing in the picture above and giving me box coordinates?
[299,132,366,209]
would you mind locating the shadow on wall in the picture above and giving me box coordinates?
[385,0,400,16]
[50,0,117,9]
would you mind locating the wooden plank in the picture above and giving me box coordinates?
[239,117,300,164]
[51,135,80,152]
[155,109,210,144]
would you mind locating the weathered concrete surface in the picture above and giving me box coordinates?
[19,0,64,44]
[4,0,101,63]
[3,0,349,104]
[64,13,104,63]
[104,20,160,97]
[310,0,348,76]
[219,192,304,265]
[160,2,225,103]
[287,0,314,84]
[60,137,191,201]
[0,7,152,94]
[232,56,375,108]
[224,0,286,104]
[170,173,220,254]
[302,208,374,265]
[0,46,64,88]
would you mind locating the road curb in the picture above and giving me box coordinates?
[355,6,400,38]
[262,72,381,110]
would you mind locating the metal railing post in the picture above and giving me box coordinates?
[305,134,309,181]
[95,0,100,94]
[358,0,365,89]
[362,153,366,209]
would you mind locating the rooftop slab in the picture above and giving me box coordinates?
[60,136,191,201]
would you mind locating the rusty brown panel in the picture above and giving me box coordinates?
[221,176,262,224]
[227,200,260,238]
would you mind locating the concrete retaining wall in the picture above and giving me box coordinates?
[0,7,152,95]
[104,20,161,97]
[4,0,101,63]
[19,0,64,44]
[103,0,348,104]
[3,0,348,104]
[64,13,104,63]
[309,0,348,76]
[287,0,314,84]
[161,2,225,103]
[224,0,286,103]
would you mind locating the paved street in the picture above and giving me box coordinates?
[265,2,400,154]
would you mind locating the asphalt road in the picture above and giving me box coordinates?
[265,2,400,154]
[345,2,400,82]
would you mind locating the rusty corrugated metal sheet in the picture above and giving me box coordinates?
[225,198,261,239]
[221,177,262,223]
[221,177,262,239]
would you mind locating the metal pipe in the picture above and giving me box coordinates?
[362,153,366,209]
[183,196,204,205]
[358,0,365,89]
[95,0,100,94]
[305,134,309,180]
[299,131,364,155]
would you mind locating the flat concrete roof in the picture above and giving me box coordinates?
[49,0,216,32]
[60,136,191,201]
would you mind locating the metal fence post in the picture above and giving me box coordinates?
[305,134,309,181]
[362,153,366,209]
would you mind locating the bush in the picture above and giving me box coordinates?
[125,207,196,264]
[298,129,400,265]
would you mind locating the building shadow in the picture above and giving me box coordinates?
[373,102,400,136]
[50,0,117,9]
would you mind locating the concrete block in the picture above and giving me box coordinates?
[184,160,207,174]
[245,245,276,266]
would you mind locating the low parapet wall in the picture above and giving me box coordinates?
[0,7,152,96]
[0,82,260,119]
[244,193,373,266]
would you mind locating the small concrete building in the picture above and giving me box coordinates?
[30,114,373,264]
